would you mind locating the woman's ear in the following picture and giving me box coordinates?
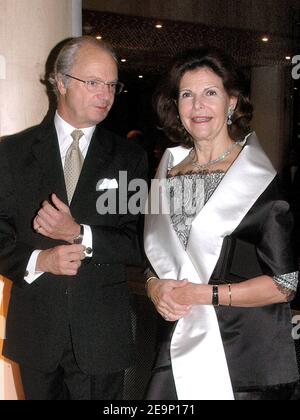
[230,96,238,111]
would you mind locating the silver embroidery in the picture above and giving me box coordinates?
[167,172,225,249]
[273,272,299,292]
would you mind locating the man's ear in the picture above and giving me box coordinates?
[56,75,67,95]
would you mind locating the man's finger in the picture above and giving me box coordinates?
[52,193,69,213]
[64,267,79,276]
[66,244,86,253]
[68,252,84,262]
[33,218,40,231]
[41,201,58,218]
[37,209,55,226]
[36,215,53,233]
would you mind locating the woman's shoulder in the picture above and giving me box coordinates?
[260,175,288,201]
[166,145,191,163]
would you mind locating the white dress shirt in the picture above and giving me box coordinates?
[25,112,96,284]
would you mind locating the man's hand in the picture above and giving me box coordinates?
[33,193,80,243]
[147,278,191,321]
[37,244,86,276]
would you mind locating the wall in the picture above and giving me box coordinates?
[0,0,82,400]
[0,0,82,137]
[251,66,293,170]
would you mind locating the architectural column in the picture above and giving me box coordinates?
[0,0,82,400]
[251,66,291,170]
[0,0,82,136]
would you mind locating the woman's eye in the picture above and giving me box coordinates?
[179,91,192,99]
[207,90,217,96]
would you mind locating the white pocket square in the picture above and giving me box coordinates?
[96,178,119,190]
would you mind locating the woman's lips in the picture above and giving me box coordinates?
[191,116,212,123]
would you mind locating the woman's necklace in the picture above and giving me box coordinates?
[190,141,240,171]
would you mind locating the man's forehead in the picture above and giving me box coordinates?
[75,44,114,63]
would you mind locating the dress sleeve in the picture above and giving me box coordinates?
[257,199,298,291]
[273,272,298,293]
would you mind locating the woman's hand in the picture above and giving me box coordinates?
[147,278,191,321]
[171,282,210,306]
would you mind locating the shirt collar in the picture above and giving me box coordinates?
[54,112,96,157]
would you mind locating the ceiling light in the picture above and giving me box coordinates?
[155,23,163,29]
[262,36,269,42]
[96,35,102,40]
[138,75,144,79]
[121,59,127,63]
[285,56,291,60]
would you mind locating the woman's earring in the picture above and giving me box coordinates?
[227,108,234,126]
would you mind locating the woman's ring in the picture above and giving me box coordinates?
[163,313,169,321]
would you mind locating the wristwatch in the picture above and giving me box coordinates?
[73,224,84,244]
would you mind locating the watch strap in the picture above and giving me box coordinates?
[73,224,84,244]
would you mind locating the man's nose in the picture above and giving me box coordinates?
[95,87,111,101]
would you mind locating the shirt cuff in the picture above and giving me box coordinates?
[82,224,93,257]
[24,250,44,284]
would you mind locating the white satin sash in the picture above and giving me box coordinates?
[144,132,276,400]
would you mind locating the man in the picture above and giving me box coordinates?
[0,36,147,400]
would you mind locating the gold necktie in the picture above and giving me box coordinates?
[64,129,84,204]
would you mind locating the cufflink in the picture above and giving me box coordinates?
[25,270,29,277]
[85,247,92,255]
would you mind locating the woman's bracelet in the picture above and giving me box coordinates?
[145,276,159,296]
[212,286,219,306]
[212,284,232,307]
[228,283,232,307]
[146,276,159,284]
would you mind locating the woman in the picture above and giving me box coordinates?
[144,47,299,400]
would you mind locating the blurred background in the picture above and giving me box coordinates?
[82,0,300,180]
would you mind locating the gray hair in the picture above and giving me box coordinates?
[48,36,118,98]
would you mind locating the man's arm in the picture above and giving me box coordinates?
[0,144,35,283]
[0,143,86,284]
[33,151,149,267]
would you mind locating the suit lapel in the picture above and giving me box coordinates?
[31,123,68,204]
[31,124,115,212]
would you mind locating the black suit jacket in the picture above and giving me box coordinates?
[0,122,148,374]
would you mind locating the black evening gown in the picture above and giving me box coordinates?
[145,176,299,400]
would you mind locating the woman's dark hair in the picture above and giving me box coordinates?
[154,47,253,147]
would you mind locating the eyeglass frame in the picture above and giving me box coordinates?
[63,74,124,95]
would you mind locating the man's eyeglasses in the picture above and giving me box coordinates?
[64,74,124,95]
